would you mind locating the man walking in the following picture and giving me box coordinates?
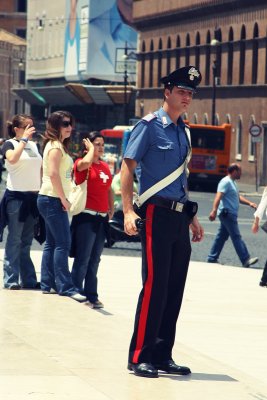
[121,66,204,378]
[207,163,258,267]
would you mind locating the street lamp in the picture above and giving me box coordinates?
[210,38,220,125]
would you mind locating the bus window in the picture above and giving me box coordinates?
[190,128,225,151]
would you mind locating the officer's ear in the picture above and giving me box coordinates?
[163,86,171,101]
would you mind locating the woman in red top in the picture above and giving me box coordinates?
[70,131,114,308]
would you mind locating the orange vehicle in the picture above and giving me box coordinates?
[100,126,133,174]
[188,123,231,189]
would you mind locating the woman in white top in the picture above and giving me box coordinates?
[252,187,267,287]
[1,114,42,290]
[37,111,86,302]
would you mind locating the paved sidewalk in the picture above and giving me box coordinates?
[0,249,267,400]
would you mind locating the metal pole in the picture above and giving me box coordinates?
[124,42,128,125]
[212,59,217,125]
[255,142,258,192]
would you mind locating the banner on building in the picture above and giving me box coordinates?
[64,0,137,82]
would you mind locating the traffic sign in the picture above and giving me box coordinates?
[252,136,262,143]
[249,124,262,137]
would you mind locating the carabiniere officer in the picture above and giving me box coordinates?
[121,66,205,378]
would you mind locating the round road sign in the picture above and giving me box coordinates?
[249,124,262,137]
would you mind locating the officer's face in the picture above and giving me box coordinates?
[165,87,193,113]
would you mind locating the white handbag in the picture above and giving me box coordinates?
[68,170,89,216]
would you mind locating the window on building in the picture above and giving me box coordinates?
[214,113,220,126]
[195,32,200,69]
[157,38,162,86]
[149,40,154,87]
[226,114,231,123]
[185,34,190,65]
[227,27,234,85]
[166,37,171,75]
[141,41,146,88]
[205,31,211,85]
[16,29,26,39]
[248,115,256,161]
[252,23,259,84]
[239,25,246,85]
[236,115,243,160]
[17,0,27,12]
[175,35,180,69]
[203,113,209,124]
[193,113,198,124]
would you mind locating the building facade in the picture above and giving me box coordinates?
[0,1,27,136]
[0,30,26,136]
[13,0,138,134]
[0,0,27,38]
[132,0,267,184]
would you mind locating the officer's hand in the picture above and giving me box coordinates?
[124,210,140,236]
[190,216,204,242]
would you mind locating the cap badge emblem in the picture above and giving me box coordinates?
[188,67,200,81]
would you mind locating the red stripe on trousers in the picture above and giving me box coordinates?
[132,204,155,363]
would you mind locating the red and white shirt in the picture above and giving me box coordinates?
[74,159,112,212]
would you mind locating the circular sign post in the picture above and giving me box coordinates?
[249,124,262,192]
[249,124,262,137]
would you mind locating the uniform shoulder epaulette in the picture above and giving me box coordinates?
[142,113,157,122]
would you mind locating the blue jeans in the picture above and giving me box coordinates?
[207,212,250,265]
[37,195,78,296]
[3,199,38,288]
[71,216,106,302]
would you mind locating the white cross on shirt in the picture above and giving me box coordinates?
[100,171,109,183]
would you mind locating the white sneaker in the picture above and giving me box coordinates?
[243,257,258,268]
[42,288,57,294]
[70,293,87,302]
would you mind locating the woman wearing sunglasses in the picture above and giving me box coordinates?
[37,111,88,302]
[0,114,42,290]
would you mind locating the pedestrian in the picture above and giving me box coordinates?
[0,114,42,290]
[251,187,267,287]
[70,131,114,309]
[207,163,258,267]
[37,111,86,302]
[121,66,204,378]
[111,163,138,209]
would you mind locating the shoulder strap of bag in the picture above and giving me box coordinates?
[135,126,192,208]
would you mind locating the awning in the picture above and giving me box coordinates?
[83,85,113,105]
[34,86,84,106]
[12,87,46,106]
[12,84,136,106]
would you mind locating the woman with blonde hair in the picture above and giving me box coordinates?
[37,110,89,301]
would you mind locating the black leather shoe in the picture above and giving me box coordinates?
[259,280,267,287]
[128,362,158,378]
[154,359,191,375]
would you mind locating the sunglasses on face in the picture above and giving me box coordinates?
[61,121,72,128]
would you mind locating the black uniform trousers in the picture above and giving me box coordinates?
[129,202,191,364]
